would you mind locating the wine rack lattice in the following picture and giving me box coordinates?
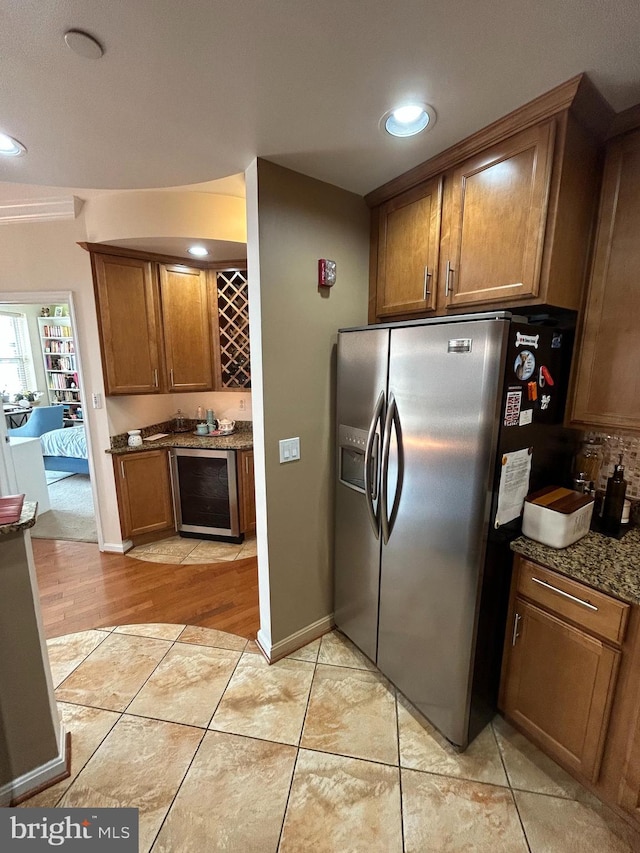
[217,270,251,388]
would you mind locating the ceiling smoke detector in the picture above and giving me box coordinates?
[382,103,436,138]
[64,30,104,60]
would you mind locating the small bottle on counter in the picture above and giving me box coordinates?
[601,454,627,537]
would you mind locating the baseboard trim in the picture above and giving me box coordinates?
[0,726,70,807]
[102,540,132,554]
[259,614,334,663]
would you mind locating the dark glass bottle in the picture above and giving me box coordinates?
[601,455,627,537]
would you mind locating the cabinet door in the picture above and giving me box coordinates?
[238,450,256,535]
[159,264,213,392]
[114,450,174,538]
[92,254,162,395]
[502,597,620,782]
[445,121,555,308]
[619,708,640,818]
[375,177,442,317]
[571,128,640,431]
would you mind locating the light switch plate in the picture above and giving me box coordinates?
[279,437,300,463]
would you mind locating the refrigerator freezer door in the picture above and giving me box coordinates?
[377,318,509,746]
[334,327,389,662]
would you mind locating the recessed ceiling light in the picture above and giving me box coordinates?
[64,29,104,60]
[0,132,26,157]
[188,245,209,257]
[382,103,436,138]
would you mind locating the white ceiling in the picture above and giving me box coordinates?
[1,0,640,200]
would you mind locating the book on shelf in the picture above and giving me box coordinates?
[41,324,72,338]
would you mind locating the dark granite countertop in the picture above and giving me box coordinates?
[107,426,253,455]
[0,501,38,535]
[511,526,640,606]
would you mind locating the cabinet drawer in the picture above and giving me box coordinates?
[517,560,629,646]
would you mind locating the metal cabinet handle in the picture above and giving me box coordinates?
[512,612,522,646]
[423,266,432,299]
[120,460,125,479]
[531,576,598,611]
[445,260,454,296]
[153,368,158,388]
[170,368,174,386]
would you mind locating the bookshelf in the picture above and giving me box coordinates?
[37,316,83,426]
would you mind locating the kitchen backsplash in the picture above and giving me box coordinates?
[106,391,252,437]
[588,431,640,500]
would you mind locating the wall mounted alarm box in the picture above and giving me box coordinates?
[318,259,336,287]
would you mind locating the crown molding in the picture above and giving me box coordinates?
[0,195,84,224]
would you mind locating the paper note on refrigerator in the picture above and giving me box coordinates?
[495,448,533,528]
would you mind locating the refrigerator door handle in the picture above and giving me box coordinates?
[381,393,403,544]
[369,432,380,502]
[364,390,385,537]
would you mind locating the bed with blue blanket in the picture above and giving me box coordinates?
[40,426,89,475]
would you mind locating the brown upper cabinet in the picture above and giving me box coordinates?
[376,177,442,317]
[444,121,554,308]
[92,253,163,395]
[367,76,612,322]
[570,127,640,431]
[88,247,249,396]
[159,264,212,392]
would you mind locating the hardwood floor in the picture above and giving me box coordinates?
[32,539,260,641]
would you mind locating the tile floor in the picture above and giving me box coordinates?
[127,534,257,565]
[25,624,640,852]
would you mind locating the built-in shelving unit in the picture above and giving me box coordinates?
[38,316,83,426]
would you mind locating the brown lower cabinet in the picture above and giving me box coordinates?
[500,556,640,829]
[238,449,256,535]
[114,447,256,542]
[501,596,620,781]
[113,449,174,540]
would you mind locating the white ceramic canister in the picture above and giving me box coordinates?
[127,429,143,447]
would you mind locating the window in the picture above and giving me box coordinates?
[0,311,36,397]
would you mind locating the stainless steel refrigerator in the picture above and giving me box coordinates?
[334,311,576,748]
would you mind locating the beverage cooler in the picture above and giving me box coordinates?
[169,448,242,542]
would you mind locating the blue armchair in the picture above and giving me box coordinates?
[8,405,64,437]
